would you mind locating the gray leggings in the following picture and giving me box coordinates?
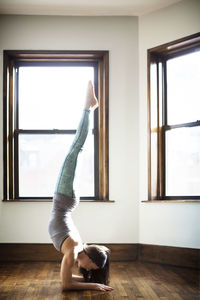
[55,109,90,198]
[48,109,90,251]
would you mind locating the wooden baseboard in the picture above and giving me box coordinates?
[138,244,200,269]
[0,243,199,269]
[0,243,138,263]
[0,243,63,262]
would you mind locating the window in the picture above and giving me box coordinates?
[3,51,109,201]
[148,33,200,201]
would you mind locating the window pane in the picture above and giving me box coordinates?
[167,50,200,125]
[19,133,94,197]
[18,66,94,129]
[166,126,200,196]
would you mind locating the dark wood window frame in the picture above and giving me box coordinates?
[147,33,200,202]
[3,50,109,202]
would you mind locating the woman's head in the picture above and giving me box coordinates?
[79,244,110,285]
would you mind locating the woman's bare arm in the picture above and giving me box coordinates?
[60,251,74,290]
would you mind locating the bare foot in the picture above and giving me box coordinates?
[85,80,98,110]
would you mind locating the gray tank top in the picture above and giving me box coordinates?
[48,193,79,251]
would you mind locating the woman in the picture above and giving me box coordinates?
[48,81,113,292]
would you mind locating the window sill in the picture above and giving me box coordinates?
[2,199,115,203]
[142,200,200,203]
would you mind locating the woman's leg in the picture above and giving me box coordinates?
[55,109,90,198]
[54,81,98,198]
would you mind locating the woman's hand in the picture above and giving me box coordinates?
[93,283,114,291]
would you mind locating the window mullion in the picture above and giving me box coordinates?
[15,129,77,134]
[164,120,200,131]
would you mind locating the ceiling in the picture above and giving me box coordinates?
[0,0,182,16]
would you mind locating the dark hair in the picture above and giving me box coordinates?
[79,244,110,285]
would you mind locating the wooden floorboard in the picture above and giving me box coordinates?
[0,261,199,300]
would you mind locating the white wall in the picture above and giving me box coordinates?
[139,0,200,249]
[0,0,199,249]
[0,16,139,244]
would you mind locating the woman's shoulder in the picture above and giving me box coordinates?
[61,236,83,255]
[61,236,76,253]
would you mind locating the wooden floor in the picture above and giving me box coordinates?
[0,261,199,300]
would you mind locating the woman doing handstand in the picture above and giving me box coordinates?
[48,81,113,292]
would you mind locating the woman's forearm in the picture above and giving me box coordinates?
[62,281,113,292]
[62,281,96,291]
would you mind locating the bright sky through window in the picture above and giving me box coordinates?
[167,51,200,125]
[19,67,94,129]
[18,66,95,197]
